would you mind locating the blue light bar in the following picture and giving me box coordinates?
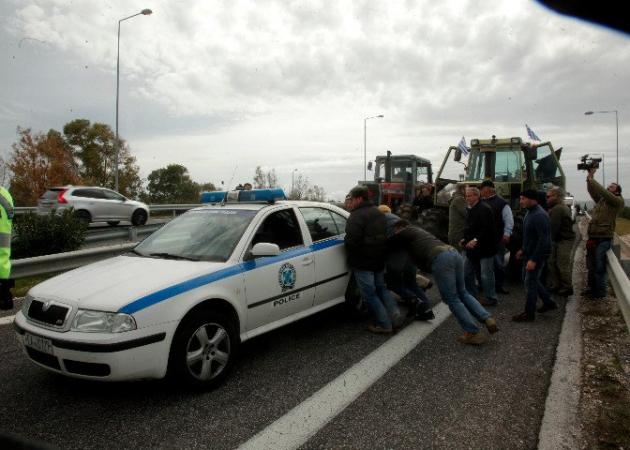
[200,188,286,203]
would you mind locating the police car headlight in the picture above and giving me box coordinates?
[71,309,137,333]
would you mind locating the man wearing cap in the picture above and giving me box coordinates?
[479,180,514,295]
[513,189,557,322]
[345,186,402,334]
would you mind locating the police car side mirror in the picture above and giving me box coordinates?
[251,242,280,257]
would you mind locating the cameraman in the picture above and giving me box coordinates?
[584,168,624,299]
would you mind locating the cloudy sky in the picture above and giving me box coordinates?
[1,0,629,202]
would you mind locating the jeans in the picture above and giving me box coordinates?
[464,254,496,301]
[586,239,611,297]
[494,243,507,290]
[432,250,490,333]
[523,261,554,317]
[354,269,400,329]
[386,262,431,309]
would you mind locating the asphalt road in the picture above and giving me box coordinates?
[0,277,566,450]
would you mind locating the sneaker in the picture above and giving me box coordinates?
[479,297,498,307]
[512,312,535,322]
[457,331,488,345]
[537,302,558,313]
[485,317,499,334]
[415,310,435,321]
[367,324,393,334]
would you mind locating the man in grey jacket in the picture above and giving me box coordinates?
[545,186,575,296]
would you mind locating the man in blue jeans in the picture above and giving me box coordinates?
[390,220,498,345]
[583,168,624,299]
[513,189,557,322]
[345,186,402,334]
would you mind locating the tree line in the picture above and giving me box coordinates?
[1,119,325,205]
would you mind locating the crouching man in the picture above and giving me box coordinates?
[390,220,498,345]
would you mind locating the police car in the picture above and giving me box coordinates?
[14,189,352,388]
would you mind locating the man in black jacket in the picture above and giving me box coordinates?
[513,189,557,322]
[461,186,498,306]
[345,186,402,334]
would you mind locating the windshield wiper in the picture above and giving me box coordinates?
[148,252,199,261]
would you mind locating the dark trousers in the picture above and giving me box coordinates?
[586,238,611,297]
[523,262,554,317]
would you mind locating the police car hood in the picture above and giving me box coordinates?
[28,255,227,312]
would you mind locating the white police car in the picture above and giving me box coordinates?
[14,190,352,388]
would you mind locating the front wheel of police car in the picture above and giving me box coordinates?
[168,310,238,389]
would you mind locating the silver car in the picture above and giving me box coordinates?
[37,186,150,226]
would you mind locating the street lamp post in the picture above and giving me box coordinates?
[585,110,619,183]
[115,8,152,192]
[363,114,384,181]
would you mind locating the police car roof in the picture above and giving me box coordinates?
[192,200,342,212]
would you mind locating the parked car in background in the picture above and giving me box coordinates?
[37,186,150,226]
[564,195,577,222]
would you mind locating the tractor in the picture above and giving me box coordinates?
[419,136,566,250]
[359,151,433,212]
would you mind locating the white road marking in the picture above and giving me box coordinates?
[238,302,452,450]
[0,315,15,326]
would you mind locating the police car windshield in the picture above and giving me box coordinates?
[134,209,257,262]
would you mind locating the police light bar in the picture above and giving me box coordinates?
[200,188,286,203]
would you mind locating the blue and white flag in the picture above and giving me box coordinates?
[525,124,540,141]
[457,136,469,156]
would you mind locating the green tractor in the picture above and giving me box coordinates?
[419,136,566,248]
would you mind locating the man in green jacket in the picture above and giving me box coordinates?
[545,186,576,296]
[0,186,14,310]
[448,184,467,248]
[584,169,624,299]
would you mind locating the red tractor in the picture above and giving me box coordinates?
[360,151,433,212]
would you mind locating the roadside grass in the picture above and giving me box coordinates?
[616,217,630,236]
[14,273,62,297]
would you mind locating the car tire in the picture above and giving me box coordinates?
[131,209,148,226]
[107,221,120,226]
[75,210,91,224]
[168,310,238,389]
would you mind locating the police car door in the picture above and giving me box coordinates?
[298,207,350,307]
[243,207,316,331]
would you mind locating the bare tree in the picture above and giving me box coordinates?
[253,166,278,189]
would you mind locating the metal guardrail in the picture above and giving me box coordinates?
[14,204,202,217]
[84,223,164,244]
[12,243,137,279]
[607,246,630,333]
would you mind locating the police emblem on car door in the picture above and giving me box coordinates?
[244,208,316,331]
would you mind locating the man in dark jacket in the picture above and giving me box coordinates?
[461,186,498,306]
[545,186,575,296]
[345,186,401,334]
[390,220,498,345]
[513,189,557,322]
[584,169,624,299]
[480,180,514,294]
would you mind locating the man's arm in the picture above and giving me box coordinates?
[587,178,624,208]
[501,204,514,237]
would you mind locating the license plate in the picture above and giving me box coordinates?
[24,333,54,355]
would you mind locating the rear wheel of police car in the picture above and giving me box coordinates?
[169,310,238,389]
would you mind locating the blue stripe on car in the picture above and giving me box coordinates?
[119,238,345,314]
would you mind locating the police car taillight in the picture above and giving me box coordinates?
[57,189,68,204]
[200,188,286,203]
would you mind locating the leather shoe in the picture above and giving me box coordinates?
[479,297,498,307]
[485,317,499,334]
[367,324,393,334]
[512,312,535,322]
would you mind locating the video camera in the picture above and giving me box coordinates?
[577,154,602,171]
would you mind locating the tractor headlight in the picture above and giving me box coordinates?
[71,309,137,333]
